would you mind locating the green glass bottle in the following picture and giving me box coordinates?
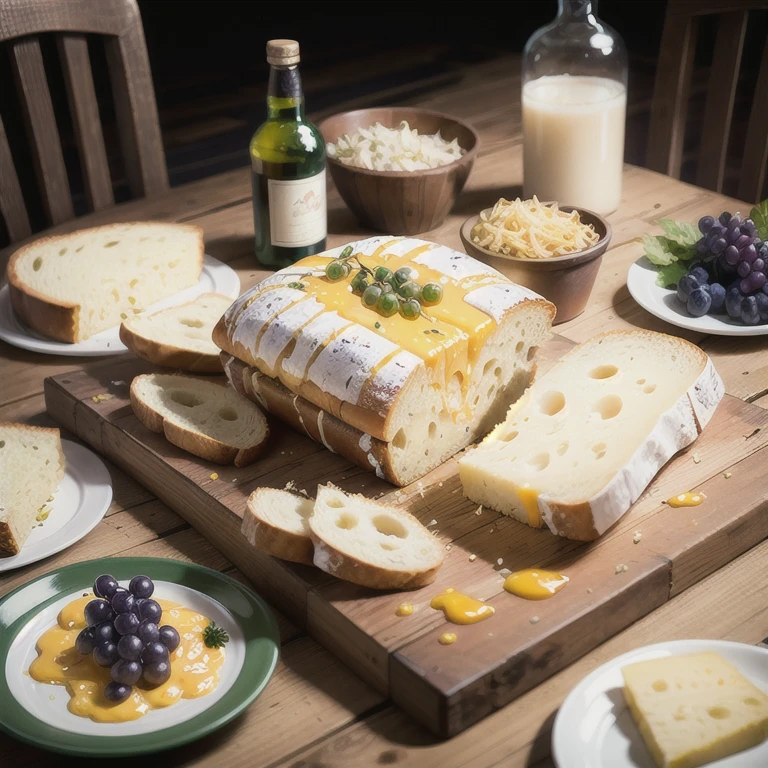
[250,39,327,269]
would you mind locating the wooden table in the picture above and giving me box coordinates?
[1,56,766,767]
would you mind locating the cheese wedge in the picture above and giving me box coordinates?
[622,652,768,768]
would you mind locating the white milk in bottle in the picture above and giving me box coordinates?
[523,74,626,215]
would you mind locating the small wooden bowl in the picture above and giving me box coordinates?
[460,205,611,324]
[319,107,479,235]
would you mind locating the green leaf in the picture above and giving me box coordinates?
[668,239,698,261]
[656,261,689,288]
[658,219,699,246]
[750,199,768,240]
[641,234,677,266]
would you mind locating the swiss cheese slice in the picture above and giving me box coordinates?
[622,651,768,768]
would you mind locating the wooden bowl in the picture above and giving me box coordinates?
[318,107,479,235]
[460,205,611,324]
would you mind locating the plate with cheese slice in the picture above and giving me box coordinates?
[552,639,768,768]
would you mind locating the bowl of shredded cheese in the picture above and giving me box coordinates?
[460,197,611,323]
[319,107,478,235]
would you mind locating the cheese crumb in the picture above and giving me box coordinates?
[692,451,701,464]
[111,380,126,386]
[438,482,443,487]
[489,528,494,534]
[499,568,511,578]
[445,544,452,551]
[586,587,594,594]
[530,616,540,624]
[284,480,297,492]
[633,531,642,544]
[417,481,425,498]
[496,558,503,566]
[615,563,629,574]
[209,473,219,481]
[469,554,476,562]
[91,393,114,403]
[475,506,483,516]
[427,519,437,527]
[723,471,732,479]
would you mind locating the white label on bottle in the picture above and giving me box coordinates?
[268,170,327,248]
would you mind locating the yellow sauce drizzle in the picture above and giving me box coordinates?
[29,595,225,723]
[517,484,542,528]
[667,492,705,508]
[503,569,569,601]
[438,632,457,645]
[396,603,414,617]
[430,588,495,624]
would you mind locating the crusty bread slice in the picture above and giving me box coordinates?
[309,484,445,590]
[130,373,268,467]
[242,487,315,566]
[8,222,204,342]
[120,293,233,373]
[0,423,65,555]
[459,330,724,541]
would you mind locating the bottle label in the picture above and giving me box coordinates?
[268,170,326,248]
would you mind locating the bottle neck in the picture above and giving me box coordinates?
[267,65,304,120]
[558,0,596,21]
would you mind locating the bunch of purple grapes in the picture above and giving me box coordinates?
[76,574,180,704]
[678,212,768,326]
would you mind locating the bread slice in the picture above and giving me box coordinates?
[459,330,724,541]
[8,222,204,342]
[309,484,445,590]
[130,373,269,467]
[241,488,315,566]
[0,424,66,555]
[120,293,233,373]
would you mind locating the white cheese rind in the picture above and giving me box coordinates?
[257,296,325,375]
[281,311,352,385]
[464,283,541,322]
[414,244,504,282]
[231,287,306,353]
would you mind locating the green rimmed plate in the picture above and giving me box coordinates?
[0,557,280,757]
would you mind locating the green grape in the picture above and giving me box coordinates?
[399,298,421,319]
[339,246,353,260]
[380,281,394,293]
[398,281,422,300]
[377,293,399,317]
[325,260,346,281]
[374,266,393,283]
[340,262,351,278]
[421,282,443,306]
[362,284,383,307]
[393,267,412,285]
[351,272,370,295]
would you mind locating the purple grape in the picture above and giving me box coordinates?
[687,287,712,317]
[137,620,160,644]
[742,220,757,236]
[75,627,96,655]
[756,292,768,321]
[751,272,766,291]
[84,599,113,627]
[736,234,752,250]
[93,640,119,667]
[719,212,732,226]
[132,598,146,616]
[114,611,140,636]
[93,575,118,599]
[110,590,135,615]
[698,215,715,233]
[742,244,757,264]
[117,634,143,661]
[158,625,180,653]
[725,286,743,319]
[104,682,132,703]
[129,575,154,599]
[141,641,169,664]
[688,265,710,284]
[143,660,171,687]
[725,245,740,265]
[711,237,727,255]
[696,238,710,255]
[709,282,726,313]
[111,659,142,686]
[137,599,162,624]
[741,296,761,325]
[737,261,752,278]
[94,621,116,643]
[754,258,765,273]
[677,274,700,302]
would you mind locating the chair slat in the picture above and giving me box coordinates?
[11,36,74,226]
[738,38,768,203]
[696,11,749,193]
[646,14,698,178]
[0,113,32,242]
[58,34,114,211]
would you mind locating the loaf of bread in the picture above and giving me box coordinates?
[120,293,233,373]
[459,330,724,541]
[8,222,204,342]
[215,236,554,485]
[0,423,66,555]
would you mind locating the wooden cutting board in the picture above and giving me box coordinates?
[44,335,768,738]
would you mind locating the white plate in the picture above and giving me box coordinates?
[0,440,113,572]
[627,257,768,336]
[552,639,768,768]
[0,254,240,356]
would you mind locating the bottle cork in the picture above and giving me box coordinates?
[267,39,300,66]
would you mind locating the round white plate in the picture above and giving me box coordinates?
[552,639,768,768]
[627,257,768,336]
[0,440,112,572]
[0,254,240,356]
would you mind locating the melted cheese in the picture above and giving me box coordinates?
[29,595,225,723]
[503,569,569,600]
[667,492,705,508]
[430,588,495,624]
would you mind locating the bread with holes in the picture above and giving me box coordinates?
[8,222,204,342]
[309,484,445,590]
[0,424,66,555]
[242,487,315,566]
[130,373,268,466]
[214,236,554,485]
[120,293,233,373]
[459,330,724,541]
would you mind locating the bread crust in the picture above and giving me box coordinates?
[7,222,204,344]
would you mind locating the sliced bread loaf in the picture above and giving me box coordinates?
[130,373,269,467]
[459,330,724,541]
[120,293,233,373]
[242,487,315,566]
[8,222,204,342]
[309,484,445,590]
[0,424,65,555]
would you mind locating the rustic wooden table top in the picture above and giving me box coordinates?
[1,56,766,768]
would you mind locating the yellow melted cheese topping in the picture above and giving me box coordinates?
[430,588,495,625]
[503,569,569,600]
[667,492,705,508]
[29,595,225,723]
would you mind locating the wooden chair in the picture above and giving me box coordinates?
[0,0,168,244]
[647,0,768,203]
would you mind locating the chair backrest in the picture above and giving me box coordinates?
[647,0,768,203]
[0,0,169,243]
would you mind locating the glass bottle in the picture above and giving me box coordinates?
[522,0,628,214]
[250,39,326,268]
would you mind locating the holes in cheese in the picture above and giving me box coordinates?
[528,452,550,471]
[539,391,566,416]
[169,390,203,408]
[593,394,623,420]
[335,512,358,529]
[643,384,657,394]
[180,318,205,328]
[218,407,238,421]
[589,364,618,379]
[372,515,408,539]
